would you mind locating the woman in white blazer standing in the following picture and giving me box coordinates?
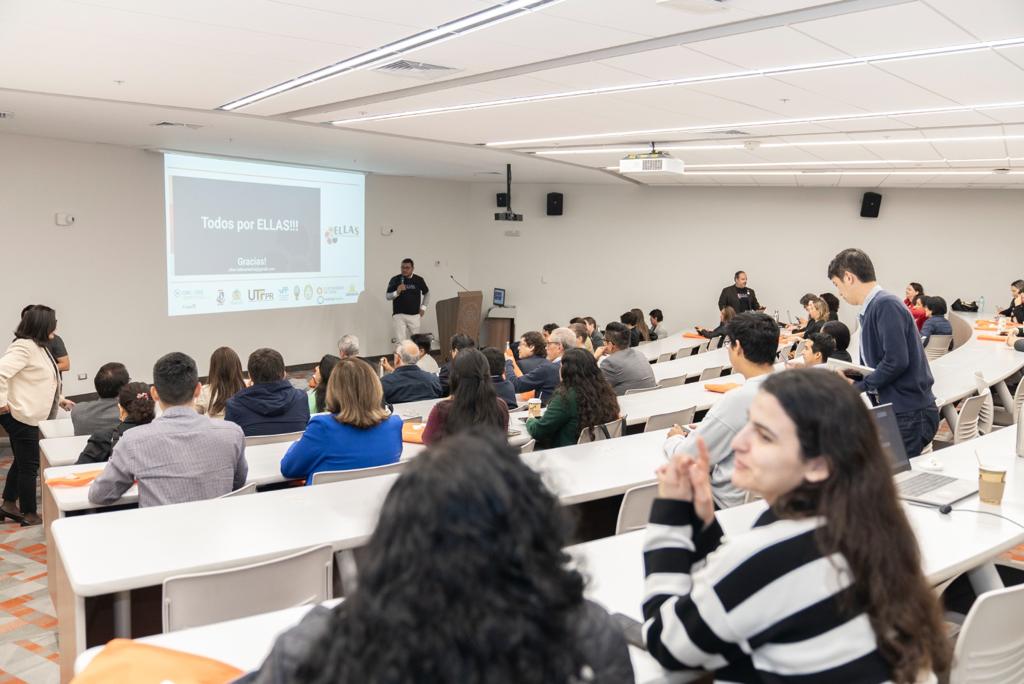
[0,306,73,526]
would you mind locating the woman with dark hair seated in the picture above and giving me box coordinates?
[306,354,340,414]
[525,348,619,449]
[818,292,840,321]
[696,305,735,341]
[239,430,634,683]
[76,382,155,464]
[821,320,852,363]
[642,369,950,682]
[423,349,509,444]
[904,282,927,331]
[920,296,952,347]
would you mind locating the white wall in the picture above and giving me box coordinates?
[0,132,472,394]
[466,183,1024,335]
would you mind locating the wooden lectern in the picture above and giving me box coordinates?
[436,291,483,361]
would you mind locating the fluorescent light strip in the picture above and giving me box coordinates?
[329,36,1024,125]
[486,100,1024,147]
[220,0,565,111]
[682,157,1024,169]
[605,169,1023,176]
[535,134,1024,155]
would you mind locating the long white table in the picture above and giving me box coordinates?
[617,374,743,426]
[51,427,675,679]
[39,418,75,439]
[636,332,706,362]
[652,347,730,384]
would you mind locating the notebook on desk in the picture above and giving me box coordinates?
[870,404,977,506]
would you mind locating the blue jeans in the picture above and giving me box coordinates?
[896,406,940,458]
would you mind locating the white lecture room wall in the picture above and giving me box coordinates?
[466,183,1024,335]
[0,132,472,394]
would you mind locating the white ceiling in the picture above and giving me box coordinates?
[2,0,1024,188]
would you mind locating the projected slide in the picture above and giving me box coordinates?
[164,153,365,316]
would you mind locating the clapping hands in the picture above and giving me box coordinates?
[656,436,715,526]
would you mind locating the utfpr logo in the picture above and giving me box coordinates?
[248,289,274,302]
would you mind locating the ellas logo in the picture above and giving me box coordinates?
[325,225,360,243]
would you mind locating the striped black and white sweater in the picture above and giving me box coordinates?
[642,499,900,683]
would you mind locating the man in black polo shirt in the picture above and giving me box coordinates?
[386,258,430,344]
[718,270,762,313]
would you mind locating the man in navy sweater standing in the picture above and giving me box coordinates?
[827,248,938,456]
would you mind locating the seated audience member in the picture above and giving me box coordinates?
[696,306,736,342]
[514,331,549,375]
[89,352,247,507]
[71,362,130,436]
[307,354,340,414]
[643,369,950,681]
[76,382,155,464]
[381,340,443,404]
[904,282,927,331]
[631,308,652,343]
[648,309,666,340]
[438,334,475,396]
[336,334,367,364]
[787,294,819,334]
[526,348,620,449]
[998,279,1024,322]
[281,358,402,484]
[822,320,852,363]
[819,292,840,321]
[620,311,641,347]
[507,327,573,404]
[664,312,778,508]
[542,323,559,340]
[584,316,604,349]
[482,347,517,408]
[196,346,247,420]
[920,296,953,347]
[801,332,836,366]
[225,348,310,436]
[594,322,656,395]
[423,349,510,445]
[410,333,439,374]
[791,297,828,338]
[240,430,633,683]
[569,321,593,352]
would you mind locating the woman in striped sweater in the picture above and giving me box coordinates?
[643,368,949,683]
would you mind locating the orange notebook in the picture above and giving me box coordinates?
[72,639,242,684]
[46,470,104,487]
[682,332,704,339]
[704,382,741,394]
[402,422,427,444]
[977,334,1008,342]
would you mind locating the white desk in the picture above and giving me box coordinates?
[636,333,705,363]
[617,374,743,426]
[39,418,74,439]
[652,347,731,384]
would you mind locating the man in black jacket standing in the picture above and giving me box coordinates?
[718,271,762,313]
[386,258,430,344]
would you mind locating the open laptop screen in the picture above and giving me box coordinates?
[869,403,911,474]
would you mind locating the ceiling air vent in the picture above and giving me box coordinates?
[709,129,750,136]
[374,60,461,81]
[151,121,203,130]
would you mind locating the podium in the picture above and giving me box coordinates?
[436,291,483,361]
[482,307,516,349]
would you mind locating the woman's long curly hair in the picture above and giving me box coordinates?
[764,369,950,682]
[297,429,588,683]
[556,348,620,439]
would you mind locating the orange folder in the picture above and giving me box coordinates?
[402,422,427,444]
[45,470,104,487]
[682,332,704,339]
[72,639,242,684]
[704,382,741,393]
[977,334,1008,342]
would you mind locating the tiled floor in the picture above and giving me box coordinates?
[0,449,59,684]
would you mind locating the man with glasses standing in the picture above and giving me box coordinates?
[386,258,430,344]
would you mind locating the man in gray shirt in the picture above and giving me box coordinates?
[662,313,778,508]
[71,362,129,436]
[595,322,656,396]
[89,352,247,508]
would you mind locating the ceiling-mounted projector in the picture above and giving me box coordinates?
[495,163,523,221]
[619,150,685,177]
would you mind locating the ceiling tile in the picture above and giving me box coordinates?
[688,26,848,69]
[596,45,741,81]
[923,0,1024,41]
[794,2,973,55]
[774,64,957,111]
[878,50,1024,104]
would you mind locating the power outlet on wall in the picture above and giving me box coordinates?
[77,372,88,381]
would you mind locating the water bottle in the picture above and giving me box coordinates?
[979,295,986,314]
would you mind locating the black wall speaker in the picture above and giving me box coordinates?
[860,191,882,218]
[546,192,563,216]
[496,192,508,208]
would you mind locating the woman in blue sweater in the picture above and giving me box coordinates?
[281,358,402,484]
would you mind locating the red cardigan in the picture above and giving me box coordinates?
[903,298,927,331]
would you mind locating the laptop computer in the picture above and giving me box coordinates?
[870,403,977,506]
